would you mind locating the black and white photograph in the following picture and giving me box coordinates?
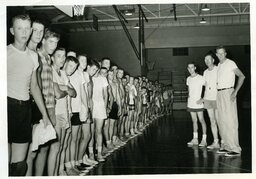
[0,0,255,178]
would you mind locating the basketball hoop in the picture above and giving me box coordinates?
[147,61,155,70]
[73,5,85,17]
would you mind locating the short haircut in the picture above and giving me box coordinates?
[187,61,196,67]
[77,53,87,59]
[134,77,139,80]
[11,14,31,27]
[216,45,226,52]
[101,57,111,62]
[66,56,79,64]
[122,77,127,80]
[32,19,45,27]
[44,28,60,40]
[54,47,66,54]
[88,58,100,69]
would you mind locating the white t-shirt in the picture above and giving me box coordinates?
[92,76,108,119]
[83,71,90,85]
[217,59,238,89]
[52,67,69,115]
[127,84,137,104]
[7,44,39,100]
[70,70,86,112]
[92,76,108,105]
[163,91,169,100]
[186,74,205,109]
[203,66,218,100]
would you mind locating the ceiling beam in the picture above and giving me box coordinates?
[52,12,249,25]
[51,14,66,22]
[229,3,238,14]
[242,3,249,13]
[184,4,198,16]
[158,4,161,17]
[92,7,118,19]
[25,6,55,11]
[141,5,158,17]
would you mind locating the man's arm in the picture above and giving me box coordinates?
[30,70,51,126]
[103,86,108,110]
[231,68,245,101]
[53,82,68,99]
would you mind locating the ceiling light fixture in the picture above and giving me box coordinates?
[200,18,207,24]
[124,9,133,16]
[134,23,140,29]
[202,4,210,11]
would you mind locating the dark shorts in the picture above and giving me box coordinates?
[109,102,118,120]
[187,107,204,112]
[8,97,32,143]
[31,99,41,125]
[71,112,83,126]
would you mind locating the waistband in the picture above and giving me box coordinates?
[217,87,233,91]
[7,97,30,105]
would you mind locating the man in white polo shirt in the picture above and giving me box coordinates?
[215,46,245,157]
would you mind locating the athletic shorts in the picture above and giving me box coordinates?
[71,112,82,126]
[187,107,204,112]
[109,102,118,120]
[204,100,217,109]
[31,99,41,125]
[8,97,32,143]
[56,114,70,129]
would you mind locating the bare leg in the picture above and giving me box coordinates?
[78,123,91,162]
[47,126,61,176]
[34,144,49,176]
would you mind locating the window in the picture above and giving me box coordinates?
[173,47,189,56]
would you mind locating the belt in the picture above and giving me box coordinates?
[217,87,233,91]
[7,97,30,105]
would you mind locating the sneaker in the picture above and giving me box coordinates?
[199,140,207,147]
[86,157,98,165]
[224,151,241,157]
[97,155,105,162]
[89,153,95,161]
[187,138,199,146]
[75,165,91,173]
[207,142,220,149]
[66,167,80,176]
[58,169,67,176]
[216,149,229,154]
[80,163,94,170]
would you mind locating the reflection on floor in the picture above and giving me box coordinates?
[88,109,251,175]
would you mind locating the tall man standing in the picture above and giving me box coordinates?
[215,46,245,157]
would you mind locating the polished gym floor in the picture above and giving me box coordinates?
[88,109,251,175]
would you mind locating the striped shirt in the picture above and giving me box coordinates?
[38,50,55,108]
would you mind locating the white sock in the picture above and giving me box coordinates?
[98,146,102,154]
[70,160,76,167]
[214,139,219,143]
[113,136,117,142]
[89,147,94,154]
[202,134,207,140]
[193,132,198,139]
[78,160,83,164]
[75,160,80,165]
[106,140,111,146]
[65,162,72,168]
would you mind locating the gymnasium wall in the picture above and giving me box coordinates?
[67,24,250,77]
